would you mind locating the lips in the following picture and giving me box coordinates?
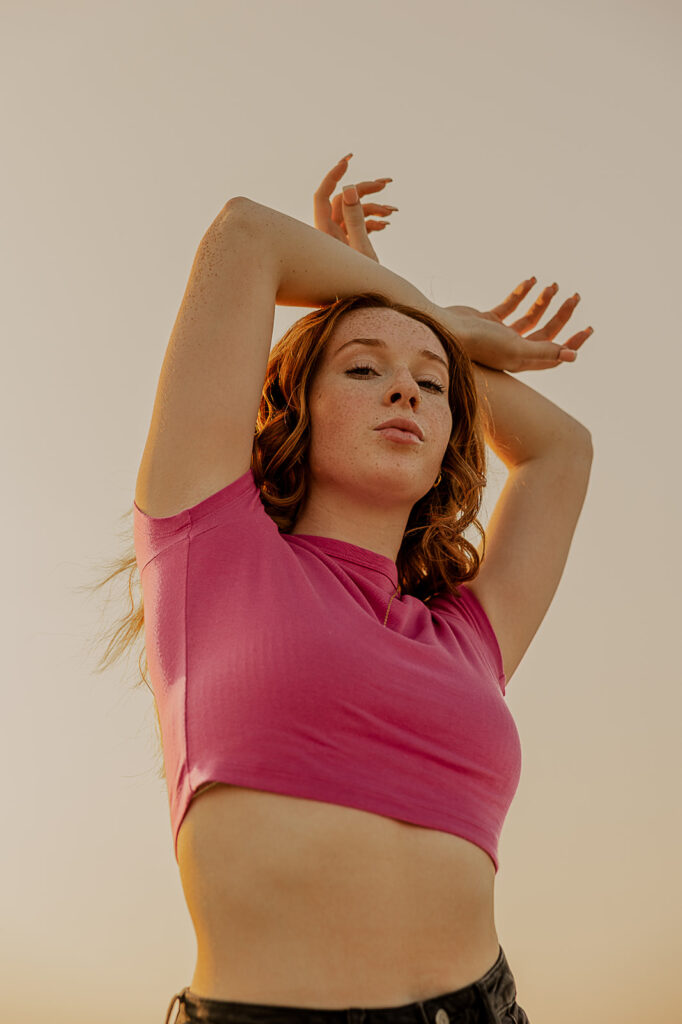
[374,418,425,441]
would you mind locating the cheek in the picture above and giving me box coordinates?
[310,383,360,436]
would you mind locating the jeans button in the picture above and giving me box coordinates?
[435,1010,450,1024]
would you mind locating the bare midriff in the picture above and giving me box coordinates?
[176,783,500,1010]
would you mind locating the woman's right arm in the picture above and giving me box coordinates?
[207,196,442,320]
[135,196,449,521]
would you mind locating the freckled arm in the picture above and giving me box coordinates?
[471,363,592,466]
[229,197,443,322]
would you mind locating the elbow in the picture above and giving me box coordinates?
[580,427,594,458]
[224,195,254,213]
[201,195,260,247]
[547,424,593,466]
[563,422,593,457]
[569,427,593,465]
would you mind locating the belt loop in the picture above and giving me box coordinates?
[416,1002,431,1024]
[164,987,188,1024]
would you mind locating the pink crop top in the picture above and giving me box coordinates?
[133,468,522,873]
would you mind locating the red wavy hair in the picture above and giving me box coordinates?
[78,290,491,780]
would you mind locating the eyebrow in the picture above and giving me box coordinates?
[334,337,449,374]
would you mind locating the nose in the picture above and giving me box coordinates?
[387,369,421,406]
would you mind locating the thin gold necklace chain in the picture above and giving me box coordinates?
[383,585,401,627]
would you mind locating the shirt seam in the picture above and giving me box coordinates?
[133,469,255,532]
[136,516,236,576]
[459,587,506,689]
[285,536,398,594]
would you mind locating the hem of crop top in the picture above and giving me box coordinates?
[177,763,501,873]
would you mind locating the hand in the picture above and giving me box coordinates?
[313,154,399,263]
[445,278,594,373]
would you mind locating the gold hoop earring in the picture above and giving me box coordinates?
[434,471,442,488]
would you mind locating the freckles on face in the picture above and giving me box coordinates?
[307,375,366,465]
[307,357,452,486]
[304,307,456,485]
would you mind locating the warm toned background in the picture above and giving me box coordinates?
[3,1,680,1021]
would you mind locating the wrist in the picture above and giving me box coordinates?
[439,305,478,359]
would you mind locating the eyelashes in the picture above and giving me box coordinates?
[346,364,446,394]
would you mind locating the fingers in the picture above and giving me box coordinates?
[490,279,561,326]
[492,280,584,340]
[509,284,595,349]
[315,155,394,205]
[520,292,583,341]
[316,154,397,240]
[337,154,396,196]
[339,182,381,262]
[354,177,395,196]
[313,157,351,230]
[330,195,398,233]
[345,201,399,217]
[516,345,575,371]
[519,330,594,370]
[314,155,354,202]
[333,180,396,219]
[509,282,562,333]
[488,277,537,319]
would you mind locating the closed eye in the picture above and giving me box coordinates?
[346,364,446,393]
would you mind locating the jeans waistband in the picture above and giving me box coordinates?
[164,944,519,1024]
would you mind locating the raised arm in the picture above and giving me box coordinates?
[135,195,452,521]
[207,196,441,318]
[465,363,593,684]
[213,195,585,374]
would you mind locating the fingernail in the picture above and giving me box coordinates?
[343,185,358,203]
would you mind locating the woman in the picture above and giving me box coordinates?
[133,155,593,1024]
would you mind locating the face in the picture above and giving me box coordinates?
[304,308,453,510]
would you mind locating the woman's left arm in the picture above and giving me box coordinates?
[468,363,593,682]
[311,154,594,683]
[473,363,592,466]
[465,290,594,682]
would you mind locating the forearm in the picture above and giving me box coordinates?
[472,363,592,467]
[240,197,441,320]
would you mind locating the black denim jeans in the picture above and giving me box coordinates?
[163,945,530,1024]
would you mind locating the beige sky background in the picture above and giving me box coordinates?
[3,1,681,1021]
